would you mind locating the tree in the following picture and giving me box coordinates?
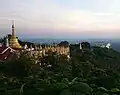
[1,54,33,79]
[81,42,91,49]
[58,41,69,47]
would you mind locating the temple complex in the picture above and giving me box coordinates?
[3,21,70,58]
[9,21,21,49]
[0,21,71,62]
[26,44,70,58]
[8,21,70,57]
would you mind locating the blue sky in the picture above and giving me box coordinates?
[0,0,120,39]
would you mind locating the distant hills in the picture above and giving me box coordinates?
[1,36,120,52]
[110,42,120,52]
[22,38,120,52]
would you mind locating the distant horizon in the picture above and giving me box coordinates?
[1,33,120,41]
[20,37,120,43]
[19,36,120,40]
[20,37,120,40]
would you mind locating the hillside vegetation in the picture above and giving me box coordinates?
[0,43,120,95]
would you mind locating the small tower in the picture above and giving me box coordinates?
[6,36,9,47]
[30,45,34,50]
[35,45,37,51]
[30,45,33,56]
[39,45,42,50]
[24,44,28,49]
[42,49,45,56]
[80,43,82,50]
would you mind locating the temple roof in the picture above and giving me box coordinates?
[0,46,15,61]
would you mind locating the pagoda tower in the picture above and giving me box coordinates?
[9,21,21,49]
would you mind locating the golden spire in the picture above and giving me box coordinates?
[9,20,21,49]
[12,20,16,37]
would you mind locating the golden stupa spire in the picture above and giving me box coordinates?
[9,20,21,49]
[12,20,16,37]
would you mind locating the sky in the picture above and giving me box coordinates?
[1,0,120,39]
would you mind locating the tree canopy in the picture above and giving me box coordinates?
[0,43,120,95]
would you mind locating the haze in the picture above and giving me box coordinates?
[1,0,120,39]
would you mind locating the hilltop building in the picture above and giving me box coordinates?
[0,38,15,61]
[100,43,112,49]
[8,21,70,57]
[0,46,15,61]
[0,21,22,61]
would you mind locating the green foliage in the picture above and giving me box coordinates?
[81,42,91,49]
[57,41,69,47]
[70,82,93,94]
[1,44,120,95]
[0,54,33,79]
[110,88,120,92]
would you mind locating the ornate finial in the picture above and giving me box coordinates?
[12,20,14,28]
[12,20,16,37]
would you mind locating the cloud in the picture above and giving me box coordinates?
[0,0,120,38]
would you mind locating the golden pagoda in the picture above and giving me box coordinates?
[9,21,21,49]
